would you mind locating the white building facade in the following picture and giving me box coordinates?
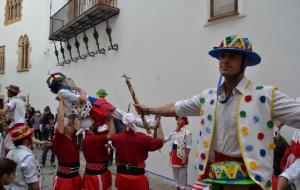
[1,0,300,187]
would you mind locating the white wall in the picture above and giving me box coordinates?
[1,0,300,186]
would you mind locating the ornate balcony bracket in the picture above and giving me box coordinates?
[66,40,78,62]
[82,26,95,57]
[93,25,105,55]
[60,41,71,64]
[106,19,118,51]
[74,35,87,60]
[53,42,62,66]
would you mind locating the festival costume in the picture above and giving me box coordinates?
[47,73,159,134]
[5,125,40,190]
[82,132,112,190]
[174,35,300,190]
[3,86,26,155]
[112,116,163,190]
[275,129,300,189]
[5,95,25,127]
[52,129,82,190]
[165,120,192,190]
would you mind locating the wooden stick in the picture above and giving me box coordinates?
[122,74,151,134]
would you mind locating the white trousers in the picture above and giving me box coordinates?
[172,167,187,190]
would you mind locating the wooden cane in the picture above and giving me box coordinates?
[122,74,151,134]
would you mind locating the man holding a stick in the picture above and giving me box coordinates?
[134,35,300,190]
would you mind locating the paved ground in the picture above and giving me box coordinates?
[35,148,176,190]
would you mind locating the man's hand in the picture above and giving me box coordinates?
[42,141,52,146]
[79,95,87,104]
[56,95,62,101]
[134,104,150,115]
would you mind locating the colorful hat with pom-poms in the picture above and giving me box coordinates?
[46,72,67,88]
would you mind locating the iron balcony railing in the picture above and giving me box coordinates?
[50,0,118,38]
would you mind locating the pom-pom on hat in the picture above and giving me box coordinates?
[46,72,67,88]
[96,89,108,98]
[209,35,261,66]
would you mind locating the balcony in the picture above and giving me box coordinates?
[49,0,120,41]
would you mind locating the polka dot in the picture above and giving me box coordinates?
[268,142,276,150]
[241,127,249,136]
[203,140,209,148]
[260,149,266,157]
[257,132,264,140]
[200,153,206,160]
[260,96,266,103]
[256,86,264,90]
[253,116,260,124]
[265,180,272,188]
[201,119,204,125]
[240,111,246,118]
[199,164,204,171]
[208,89,214,95]
[249,161,257,170]
[244,95,252,102]
[255,175,262,182]
[205,127,211,134]
[210,99,215,105]
[245,145,253,152]
[200,97,205,104]
[207,114,212,121]
[267,120,274,129]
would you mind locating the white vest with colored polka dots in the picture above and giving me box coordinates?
[195,82,276,190]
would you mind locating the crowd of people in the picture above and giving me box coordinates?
[0,35,300,190]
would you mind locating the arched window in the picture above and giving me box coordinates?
[17,35,31,72]
[4,0,22,25]
[0,46,5,74]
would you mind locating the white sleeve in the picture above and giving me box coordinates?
[273,90,300,128]
[20,155,39,184]
[58,89,80,103]
[164,132,173,142]
[280,159,300,183]
[185,132,192,149]
[174,95,201,117]
[6,99,16,111]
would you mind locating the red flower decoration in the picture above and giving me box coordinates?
[200,153,206,160]
[257,132,264,140]
[244,95,252,102]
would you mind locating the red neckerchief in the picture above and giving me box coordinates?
[176,125,184,132]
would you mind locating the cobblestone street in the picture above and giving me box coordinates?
[35,148,177,190]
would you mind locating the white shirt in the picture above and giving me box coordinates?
[280,158,300,189]
[5,96,25,125]
[57,89,91,118]
[175,77,300,157]
[6,145,40,190]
